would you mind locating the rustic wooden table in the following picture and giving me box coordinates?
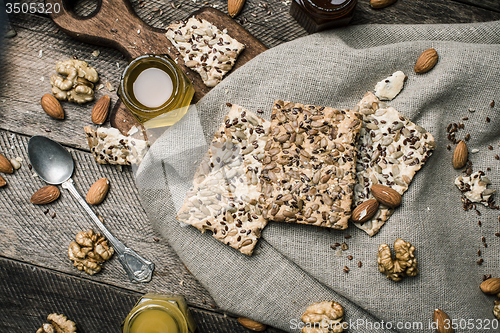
[0,0,499,332]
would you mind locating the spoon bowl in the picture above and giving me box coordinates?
[27,135,154,283]
[28,136,74,185]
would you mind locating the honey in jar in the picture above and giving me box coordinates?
[121,293,196,333]
[118,54,194,129]
[290,0,358,33]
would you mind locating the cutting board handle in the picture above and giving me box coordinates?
[47,0,169,60]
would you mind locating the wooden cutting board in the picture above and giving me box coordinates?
[47,0,268,134]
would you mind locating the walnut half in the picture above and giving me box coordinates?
[50,59,98,104]
[377,238,418,281]
[494,300,500,320]
[301,301,345,333]
[68,229,114,275]
[36,313,76,333]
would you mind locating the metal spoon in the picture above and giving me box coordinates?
[28,135,154,283]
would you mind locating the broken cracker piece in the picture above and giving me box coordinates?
[260,100,362,230]
[455,172,495,206]
[84,126,148,165]
[374,71,406,101]
[353,92,436,236]
[176,105,270,255]
[166,17,245,88]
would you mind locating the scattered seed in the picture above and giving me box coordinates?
[51,212,56,219]
[202,299,207,304]
[357,261,362,268]
[490,100,495,108]
[486,117,491,123]
[347,255,353,260]
[486,274,492,280]
[462,116,468,120]
[44,128,51,132]
[257,109,263,114]
[495,232,500,237]
[343,266,349,273]
[72,55,78,59]
[170,2,175,9]
[488,145,493,150]
[28,163,32,170]
[226,102,232,107]
[465,133,470,141]
[495,154,499,160]
[43,209,49,215]
[344,235,351,239]
[330,244,336,250]
[478,250,482,256]
[477,259,484,265]
[483,275,488,281]
[110,28,117,33]
[210,304,216,309]
[340,242,348,251]
[153,237,160,242]
[447,145,451,151]
[487,167,491,171]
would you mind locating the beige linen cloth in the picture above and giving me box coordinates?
[136,20,500,332]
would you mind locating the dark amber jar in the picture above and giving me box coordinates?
[290,0,358,33]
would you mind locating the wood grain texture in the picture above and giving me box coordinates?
[0,257,284,333]
[0,130,217,310]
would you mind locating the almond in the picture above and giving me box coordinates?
[415,48,438,74]
[480,277,500,295]
[453,140,467,169]
[86,178,110,205]
[41,93,65,119]
[0,175,6,187]
[433,309,454,333]
[0,153,13,174]
[371,185,402,208]
[351,199,379,223]
[31,185,60,205]
[92,95,110,125]
[370,0,396,9]
[237,317,267,332]
[228,0,245,17]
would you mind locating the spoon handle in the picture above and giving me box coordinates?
[62,179,154,283]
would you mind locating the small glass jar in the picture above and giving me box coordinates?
[290,0,358,33]
[121,293,197,333]
[118,54,195,128]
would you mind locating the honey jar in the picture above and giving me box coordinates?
[121,293,197,333]
[118,54,195,128]
[290,0,358,33]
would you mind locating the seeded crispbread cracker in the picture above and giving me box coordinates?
[353,92,436,236]
[165,17,245,88]
[455,171,496,206]
[84,126,149,165]
[177,105,270,255]
[260,100,362,229]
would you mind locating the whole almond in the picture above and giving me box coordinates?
[86,178,110,205]
[0,153,13,174]
[415,48,439,74]
[92,95,110,125]
[370,0,396,9]
[237,317,267,332]
[434,309,454,333]
[41,93,65,119]
[371,185,402,208]
[480,277,500,295]
[453,140,467,169]
[31,185,60,205]
[228,0,245,17]
[0,175,6,187]
[352,199,379,223]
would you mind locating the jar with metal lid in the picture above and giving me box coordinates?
[121,293,197,333]
[290,0,358,33]
[118,54,195,129]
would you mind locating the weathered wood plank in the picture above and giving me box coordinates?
[0,130,218,311]
[0,257,284,332]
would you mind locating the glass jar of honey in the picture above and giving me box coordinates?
[290,0,358,33]
[118,54,195,129]
[121,293,197,333]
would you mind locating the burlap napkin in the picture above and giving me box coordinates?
[136,20,500,332]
